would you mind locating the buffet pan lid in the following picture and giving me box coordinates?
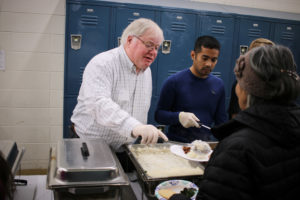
[57,139,117,174]
[47,139,129,189]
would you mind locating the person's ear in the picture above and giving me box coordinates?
[191,50,195,60]
[126,35,134,45]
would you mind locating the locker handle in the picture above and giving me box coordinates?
[71,34,82,50]
[162,40,171,54]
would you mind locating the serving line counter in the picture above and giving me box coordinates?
[13,174,149,200]
[25,138,215,200]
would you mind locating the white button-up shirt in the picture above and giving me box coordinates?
[71,46,152,150]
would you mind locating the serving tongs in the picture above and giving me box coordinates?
[134,136,166,144]
[197,122,211,130]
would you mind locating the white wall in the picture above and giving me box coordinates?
[0,0,299,170]
[0,0,65,169]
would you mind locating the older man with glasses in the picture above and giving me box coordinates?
[71,18,168,152]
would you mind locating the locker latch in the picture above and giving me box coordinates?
[118,37,121,46]
[240,45,248,55]
[162,40,171,54]
[71,34,82,50]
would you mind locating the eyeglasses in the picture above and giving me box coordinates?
[133,35,160,51]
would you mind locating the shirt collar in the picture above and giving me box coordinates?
[120,45,138,74]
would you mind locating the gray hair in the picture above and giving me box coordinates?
[248,45,300,104]
[120,18,164,45]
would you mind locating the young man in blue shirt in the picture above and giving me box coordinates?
[155,35,227,143]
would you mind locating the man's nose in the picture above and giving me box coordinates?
[206,60,213,67]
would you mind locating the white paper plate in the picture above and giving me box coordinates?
[155,179,198,200]
[170,144,212,162]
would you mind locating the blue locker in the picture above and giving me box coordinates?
[200,14,235,106]
[229,17,273,108]
[156,11,197,96]
[273,22,300,73]
[63,3,112,137]
[238,18,272,52]
[65,4,111,95]
[114,7,156,47]
[273,22,300,104]
[147,96,159,125]
[149,11,197,125]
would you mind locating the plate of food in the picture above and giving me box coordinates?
[170,140,212,162]
[155,179,198,200]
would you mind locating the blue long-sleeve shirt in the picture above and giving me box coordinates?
[155,69,227,142]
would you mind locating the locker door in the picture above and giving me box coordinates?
[200,15,235,104]
[114,7,156,47]
[273,23,300,73]
[147,96,159,125]
[64,4,111,137]
[65,4,111,95]
[156,12,197,96]
[238,18,271,54]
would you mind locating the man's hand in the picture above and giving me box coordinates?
[179,112,200,128]
[132,124,168,144]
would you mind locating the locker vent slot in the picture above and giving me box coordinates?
[211,25,226,35]
[212,72,221,78]
[168,70,179,77]
[81,15,99,26]
[281,32,294,40]
[79,67,85,83]
[171,23,187,32]
[127,18,135,24]
[247,29,262,37]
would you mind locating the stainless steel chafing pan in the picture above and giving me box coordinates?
[47,139,136,200]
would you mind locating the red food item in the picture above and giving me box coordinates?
[182,146,191,154]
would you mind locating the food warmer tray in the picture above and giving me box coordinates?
[125,142,206,198]
[47,139,136,200]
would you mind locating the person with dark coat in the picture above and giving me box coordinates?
[196,45,300,200]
